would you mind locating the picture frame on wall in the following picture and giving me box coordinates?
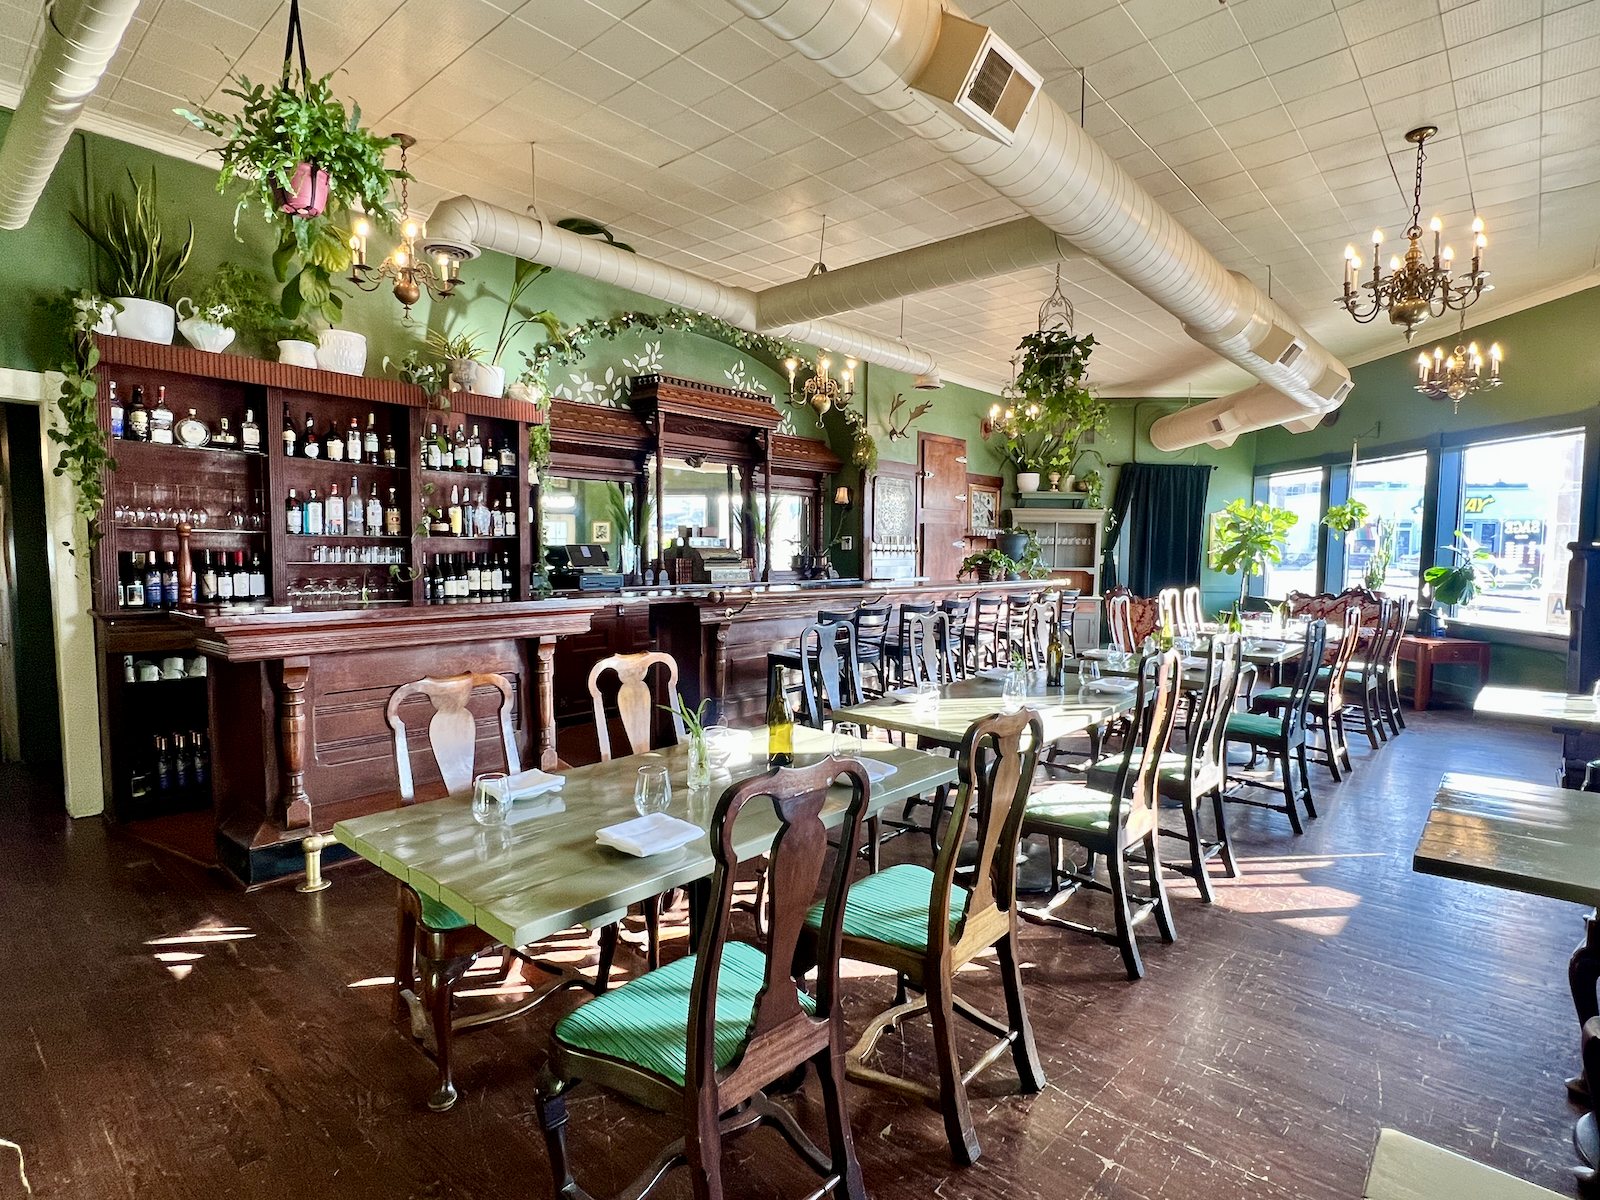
[969,484,1000,536]
[591,520,613,544]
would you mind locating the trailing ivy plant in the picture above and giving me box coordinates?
[1322,499,1370,534]
[519,306,807,383]
[45,290,119,549]
[998,331,1108,474]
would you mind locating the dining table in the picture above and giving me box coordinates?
[1412,770,1600,1180]
[333,726,959,952]
[1474,685,1600,732]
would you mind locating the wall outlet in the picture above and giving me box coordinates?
[840,536,854,551]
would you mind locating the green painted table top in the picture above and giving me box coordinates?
[1474,685,1600,731]
[334,726,958,949]
[1363,1128,1564,1199]
[832,671,1134,745]
[1412,771,1600,908]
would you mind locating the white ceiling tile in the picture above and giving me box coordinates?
[1442,0,1543,43]
[1175,46,1266,99]
[1253,12,1349,73]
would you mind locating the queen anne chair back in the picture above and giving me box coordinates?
[386,672,520,801]
[587,651,686,762]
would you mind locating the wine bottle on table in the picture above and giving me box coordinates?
[767,679,794,767]
[1046,618,1065,688]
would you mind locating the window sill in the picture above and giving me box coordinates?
[1437,621,1567,653]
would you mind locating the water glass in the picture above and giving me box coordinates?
[831,726,863,757]
[471,772,510,826]
[1081,658,1101,684]
[635,764,672,816]
[1001,670,1026,712]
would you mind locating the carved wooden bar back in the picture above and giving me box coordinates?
[386,673,520,802]
[587,651,686,762]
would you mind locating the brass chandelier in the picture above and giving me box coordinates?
[1414,310,1502,413]
[1338,126,1491,341]
[784,354,855,415]
[349,135,462,317]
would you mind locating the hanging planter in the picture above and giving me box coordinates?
[274,161,330,218]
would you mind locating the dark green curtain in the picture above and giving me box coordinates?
[1105,463,1212,596]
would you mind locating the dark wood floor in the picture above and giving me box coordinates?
[0,711,1589,1199]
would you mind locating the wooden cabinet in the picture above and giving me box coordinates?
[1005,505,1106,596]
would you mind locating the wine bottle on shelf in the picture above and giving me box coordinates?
[154,736,172,791]
[468,424,483,471]
[327,417,345,462]
[216,553,234,602]
[173,733,190,790]
[141,551,159,606]
[466,554,481,598]
[499,438,516,476]
[384,487,402,536]
[149,386,175,444]
[366,483,382,538]
[303,412,320,459]
[425,421,442,469]
[213,417,238,448]
[192,731,209,785]
[363,413,379,463]
[452,423,469,470]
[346,418,362,463]
[125,553,145,608]
[162,551,179,607]
[490,497,505,538]
[249,553,266,598]
[326,484,345,536]
[505,497,516,538]
[430,505,450,535]
[305,489,325,536]
[108,381,123,439]
[242,408,261,452]
[447,486,463,536]
[126,385,149,442]
[282,403,297,457]
[231,552,249,600]
[286,489,304,535]
[198,550,217,603]
[473,488,491,537]
[382,433,396,467]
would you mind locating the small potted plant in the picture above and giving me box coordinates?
[191,265,312,358]
[174,296,235,353]
[1210,497,1298,606]
[1423,531,1493,622]
[996,329,1108,497]
[427,329,486,393]
[666,695,713,789]
[995,526,1030,562]
[73,169,193,343]
[473,259,564,398]
[959,548,1016,583]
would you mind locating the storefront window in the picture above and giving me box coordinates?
[1451,429,1582,634]
[1346,452,1427,602]
[1259,468,1322,599]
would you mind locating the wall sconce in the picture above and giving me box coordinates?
[833,485,853,508]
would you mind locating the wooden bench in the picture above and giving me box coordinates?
[1364,1129,1565,1199]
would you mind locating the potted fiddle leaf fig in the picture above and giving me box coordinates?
[1424,530,1494,611]
[1211,497,1298,606]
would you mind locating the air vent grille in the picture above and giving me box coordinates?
[1276,342,1303,369]
[911,13,1041,145]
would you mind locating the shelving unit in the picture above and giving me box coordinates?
[1005,504,1107,596]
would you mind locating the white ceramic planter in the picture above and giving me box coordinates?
[448,357,478,392]
[472,362,506,397]
[316,329,368,375]
[112,297,175,344]
[178,318,235,353]
[278,339,319,369]
[1016,471,1042,493]
[91,302,116,335]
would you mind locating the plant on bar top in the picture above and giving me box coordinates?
[1210,497,1298,606]
[1423,530,1494,609]
[195,265,317,356]
[176,51,404,329]
[959,548,1018,582]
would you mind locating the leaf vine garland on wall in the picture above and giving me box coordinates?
[46,290,118,550]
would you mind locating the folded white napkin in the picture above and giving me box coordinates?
[1083,679,1137,695]
[888,686,935,703]
[596,812,704,857]
[837,757,897,782]
[502,768,566,802]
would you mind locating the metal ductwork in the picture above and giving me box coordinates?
[423,194,942,381]
[0,0,143,230]
[728,0,1354,449]
[754,216,1078,327]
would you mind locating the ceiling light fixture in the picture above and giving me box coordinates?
[785,354,855,416]
[1414,309,1502,413]
[1337,126,1491,342]
[349,134,461,317]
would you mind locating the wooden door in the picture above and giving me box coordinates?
[918,432,968,582]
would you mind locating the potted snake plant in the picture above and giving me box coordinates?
[73,169,193,344]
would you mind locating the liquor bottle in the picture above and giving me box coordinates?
[426,556,440,603]
[249,553,266,598]
[282,403,297,457]
[216,553,234,601]
[122,655,135,683]
[366,484,382,538]
[430,504,451,535]
[490,497,505,538]
[212,417,238,448]
[305,488,324,536]
[303,412,320,459]
[154,735,172,791]
[198,550,217,603]
[426,421,443,469]
[176,408,210,447]
[149,386,175,444]
[173,733,190,789]
[490,552,505,598]
[766,679,795,767]
[345,417,362,463]
[1046,617,1065,688]
[499,438,516,475]
[467,424,483,471]
[363,413,379,463]
[230,552,249,600]
[504,551,515,599]
[241,408,261,452]
[480,436,496,477]
[162,551,179,607]
[126,385,149,441]
[466,553,481,598]
[452,423,469,470]
[326,484,345,536]
[109,381,123,439]
[473,487,491,537]
[327,417,345,462]
[126,553,146,608]
[382,433,396,467]
[384,487,402,536]
[144,552,163,608]
[447,486,463,536]
[504,498,516,538]
[191,731,209,785]
[286,489,304,535]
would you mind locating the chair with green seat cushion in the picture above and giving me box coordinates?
[799,709,1045,1166]
[1224,619,1327,835]
[1022,649,1184,980]
[536,758,872,1200]
[1252,606,1363,782]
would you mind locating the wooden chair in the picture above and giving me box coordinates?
[1157,587,1182,636]
[939,597,972,678]
[588,652,689,972]
[1082,635,1243,902]
[1378,596,1412,735]
[963,593,1008,671]
[534,758,872,1200]
[1224,619,1328,835]
[1180,585,1203,635]
[802,710,1045,1165]
[1017,600,1055,670]
[1053,589,1081,658]
[1107,592,1136,652]
[904,611,956,686]
[1255,606,1363,780]
[797,621,864,730]
[1327,598,1393,750]
[1021,649,1184,979]
[387,672,566,1112]
[885,602,936,685]
[853,604,892,696]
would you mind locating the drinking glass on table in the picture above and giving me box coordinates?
[635,764,672,816]
[831,725,863,757]
[471,772,510,826]
[1081,658,1101,684]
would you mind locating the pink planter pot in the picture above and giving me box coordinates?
[275,163,330,218]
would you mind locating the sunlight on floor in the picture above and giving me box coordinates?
[144,923,256,979]
[1207,855,1367,936]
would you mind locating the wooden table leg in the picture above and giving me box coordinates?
[277,656,312,829]
[1577,1015,1598,1181]
[535,636,557,771]
[1412,646,1432,711]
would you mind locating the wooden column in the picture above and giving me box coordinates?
[536,636,558,770]
[277,656,312,829]
[762,431,773,583]
[653,411,666,583]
